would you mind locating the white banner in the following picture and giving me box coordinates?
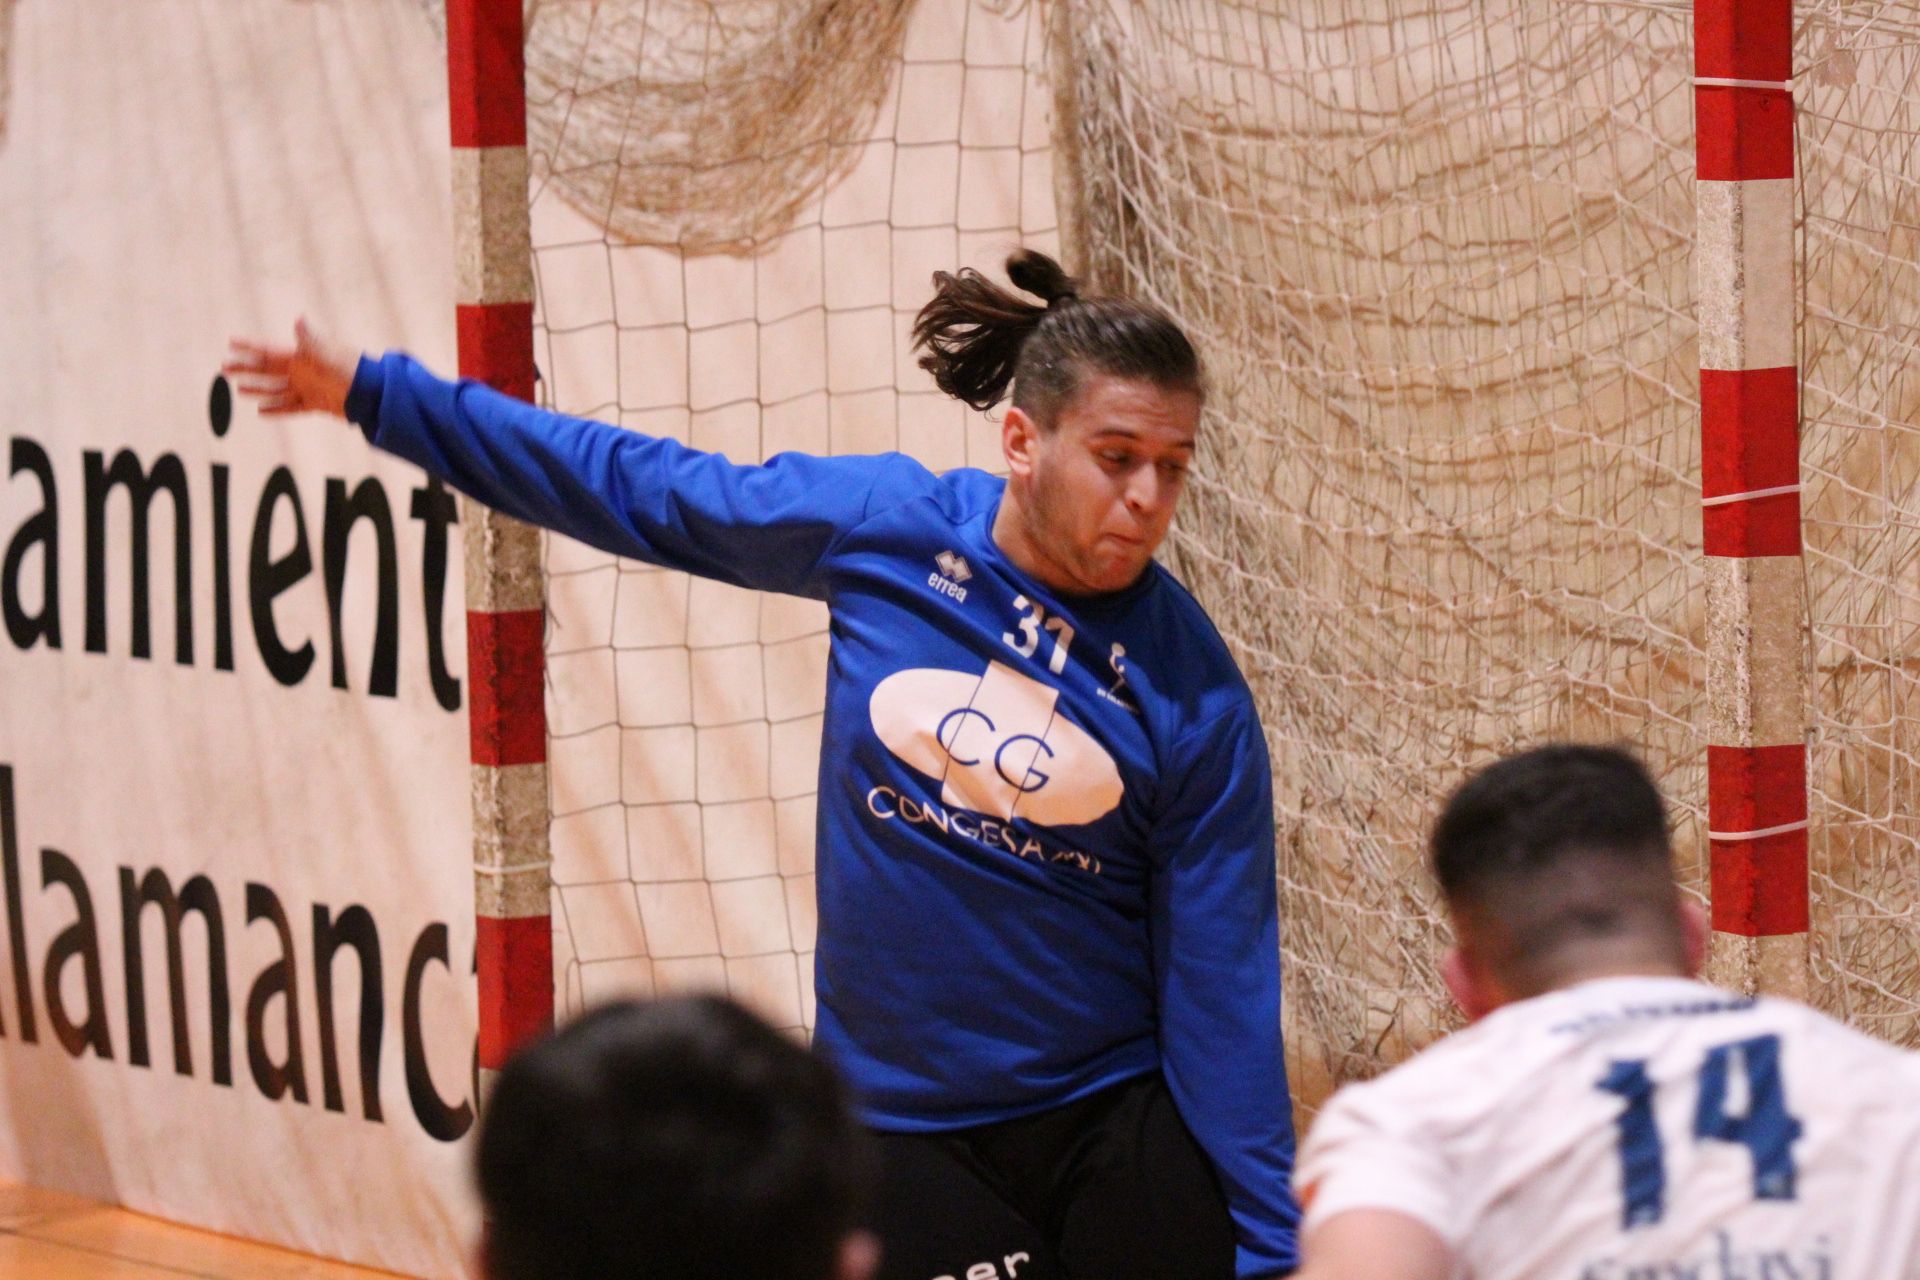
[0,1,477,1274]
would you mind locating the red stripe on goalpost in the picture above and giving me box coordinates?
[1701,367,1797,496]
[1696,87,1794,181]
[445,0,528,149]
[467,608,547,767]
[1702,495,1800,559]
[477,915,555,1069]
[1707,743,1807,837]
[1708,740,1809,938]
[1710,830,1811,937]
[457,303,538,402]
[1694,0,1792,83]
[1701,366,1800,557]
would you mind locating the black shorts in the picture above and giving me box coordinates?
[867,1071,1236,1280]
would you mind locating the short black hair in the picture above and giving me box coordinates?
[476,995,875,1280]
[1432,743,1669,899]
[1431,744,1680,985]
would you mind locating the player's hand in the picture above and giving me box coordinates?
[223,318,358,419]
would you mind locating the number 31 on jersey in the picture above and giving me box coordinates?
[1003,595,1075,675]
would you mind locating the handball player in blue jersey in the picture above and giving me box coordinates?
[227,249,1301,1278]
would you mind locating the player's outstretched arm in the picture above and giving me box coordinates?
[1292,1209,1450,1280]
[222,324,934,599]
[224,319,358,419]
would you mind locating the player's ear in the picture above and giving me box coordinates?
[1002,405,1041,479]
[836,1229,882,1280]
[1442,944,1497,1024]
[1678,894,1709,978]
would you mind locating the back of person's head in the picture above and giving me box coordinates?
[476,994,878,1280]
[1431,743,1698,1013]
[911,248,1203,424]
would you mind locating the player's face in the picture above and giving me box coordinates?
[1005,375,1201,595]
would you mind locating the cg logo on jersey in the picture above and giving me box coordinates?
[934,706,1057,794]
[869,660,1123,826]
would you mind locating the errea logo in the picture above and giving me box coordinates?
[936,550,972,582]
[868,660,1124,826]
[928,550,972,602]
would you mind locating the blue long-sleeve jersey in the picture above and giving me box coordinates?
[346,353,1301,1276]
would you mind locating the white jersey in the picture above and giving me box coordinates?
[1296,976,1920,1279]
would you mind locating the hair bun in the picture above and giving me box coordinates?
[910,246,1191,417]
[1006,248,1079,307]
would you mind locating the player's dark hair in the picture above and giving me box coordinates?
[477,995,875,1280]
[911,248,1203,421]
[1432,744,1683,986]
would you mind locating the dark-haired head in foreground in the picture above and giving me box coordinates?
[476,995,879,1280]
[912,249,1203,595]
[1431,743,1707,1021]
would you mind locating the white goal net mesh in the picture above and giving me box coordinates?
[1062,0,1704,1099]
[1058,0,1920,1100]
[1796,5,1920,1049]
[519,0,1059,1037]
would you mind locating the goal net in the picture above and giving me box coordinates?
[516,0,1060,1037]
[429,0,1920,1106]
[1057,0,1920,1098]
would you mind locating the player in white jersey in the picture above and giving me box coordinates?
[1293,744,1920,1280]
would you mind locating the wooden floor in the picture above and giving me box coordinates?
[0,1180,408,1278]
